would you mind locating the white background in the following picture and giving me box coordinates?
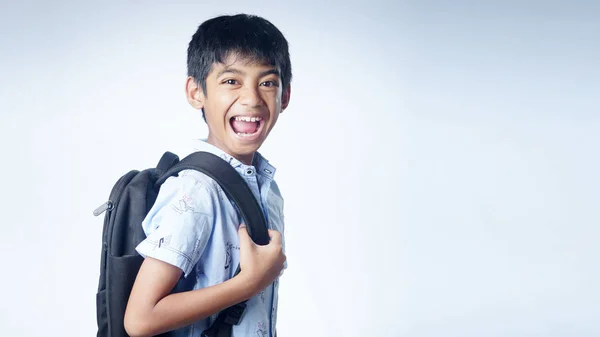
[1,1,598,336]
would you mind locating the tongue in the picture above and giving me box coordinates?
[231,119,258,134]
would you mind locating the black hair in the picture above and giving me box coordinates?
[187,14,292,96]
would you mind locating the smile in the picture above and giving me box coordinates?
[229,115,264,139]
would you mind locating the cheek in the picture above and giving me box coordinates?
[217,90,236,105]
[264,92,281,113]
[208,90,236,116]
[270,91,281,105]
[267,107,280,129]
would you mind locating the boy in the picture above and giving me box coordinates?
[123,14,292,337]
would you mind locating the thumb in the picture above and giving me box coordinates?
[238,224,251,246]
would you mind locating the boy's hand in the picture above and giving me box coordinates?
[237,224,286,295]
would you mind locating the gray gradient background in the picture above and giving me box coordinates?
[0,1,598,336]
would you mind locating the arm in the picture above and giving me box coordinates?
[124,226,285,337]
[124,257,254,337]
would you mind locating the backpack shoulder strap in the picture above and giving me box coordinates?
[156,151,268,337]
[156,151,270,246]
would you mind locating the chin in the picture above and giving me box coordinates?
[232,140,263,154]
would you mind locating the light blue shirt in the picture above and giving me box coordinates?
[136,139,286,337]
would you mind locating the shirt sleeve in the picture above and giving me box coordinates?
[135,172,216,278]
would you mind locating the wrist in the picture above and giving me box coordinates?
[236,269,261,298]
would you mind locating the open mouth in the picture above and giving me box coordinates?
[229,116,263,138]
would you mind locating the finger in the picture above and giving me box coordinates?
[268,229,282,245]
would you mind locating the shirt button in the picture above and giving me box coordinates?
[246,169,253,175]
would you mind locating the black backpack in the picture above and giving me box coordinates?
[94,151,270,337]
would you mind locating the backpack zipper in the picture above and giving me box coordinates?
[93,200,114,216]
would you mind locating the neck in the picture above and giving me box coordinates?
[236,153,254,166]
[206,134,254,165]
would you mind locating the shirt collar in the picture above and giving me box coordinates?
[191,139,276,179]
[252,151,277,179]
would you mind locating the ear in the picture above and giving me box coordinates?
[280,84,291,112]
[185,76,205,110]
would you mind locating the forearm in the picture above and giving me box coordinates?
[126,274,254,337]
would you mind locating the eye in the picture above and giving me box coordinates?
[261,80,279,88]
[223,79,238,85]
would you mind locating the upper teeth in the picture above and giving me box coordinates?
[235,116,262,122]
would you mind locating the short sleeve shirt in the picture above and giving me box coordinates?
[135,139,286,337]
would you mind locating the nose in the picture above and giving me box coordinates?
[239,85,263,108]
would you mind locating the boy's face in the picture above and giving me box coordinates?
[186,53,291,165]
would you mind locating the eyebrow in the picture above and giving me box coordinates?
[216,67,280,79]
